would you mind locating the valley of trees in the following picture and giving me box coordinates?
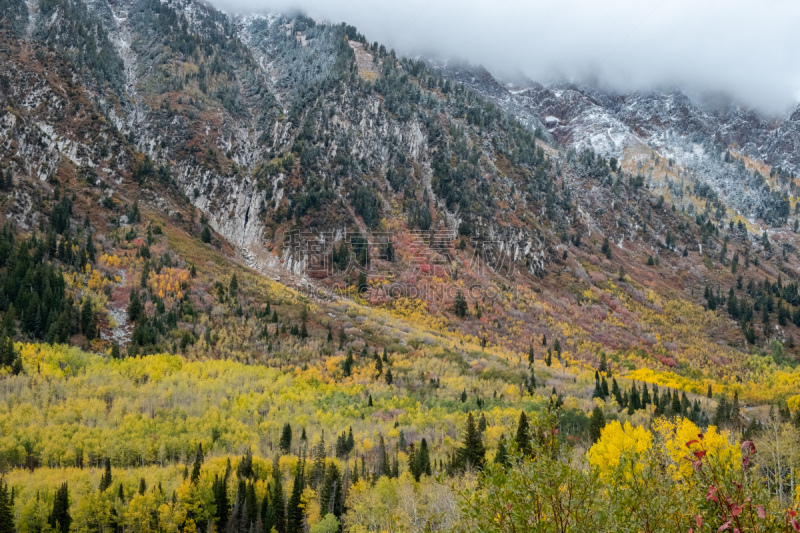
[1,344,799,532]
[1,0,800,530]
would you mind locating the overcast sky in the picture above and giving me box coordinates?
[212,0,800,114]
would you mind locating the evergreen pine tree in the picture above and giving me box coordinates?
[48,482,71,533]
[319,463,343,518]
[598,352,607,372]
[641,383,651,407]
[286,459,305,533]
[99,458,112,492]
[346,427,355,454]
[407,443,418,481]
[514,411,531,456]
[592,379,603,399]
[453,290,468,318]
[190,444,203,484]
[229,274,239,295]
[589,406,606,443]
[415,438,431,479]
[457,413,486,470]
[478,413,487,432]
[671,389,682,415]
[270,460,286,533]
[127,290,142,321]
[494,436,509,468]
[343,351,354,377]
[377,436,390,478]
[81,298,95,340]
[0,479,14,533]
[212,475,230,530]
[279,423,292,454]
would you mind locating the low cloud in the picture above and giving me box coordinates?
[212,0,800,114]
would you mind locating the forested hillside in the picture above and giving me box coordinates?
[0,0,799,530]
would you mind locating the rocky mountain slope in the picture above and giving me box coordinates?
[1,0,800,389]
[441,64,800,227]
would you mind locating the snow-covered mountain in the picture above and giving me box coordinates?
[439,63,799,226]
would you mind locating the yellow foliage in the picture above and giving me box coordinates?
[587,420,652,481]
[653,417,739,482]
[389,297,448,331]
[99,253,122,268]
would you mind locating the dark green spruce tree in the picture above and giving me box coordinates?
[48,483,71,533]
[457,413,486,471]
[514,411,532,456]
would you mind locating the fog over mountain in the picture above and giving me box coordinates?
[211,0,800,115]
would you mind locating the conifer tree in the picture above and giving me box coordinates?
[641,383,651,407]
[589,406,606,443]
[81,298,95,340]
[279,423,292,454]
[415,438,431,479]
[478,413,487,432]
[190,444,203,484]
[268,459,286,533]
[212,475,230,530]
[319,463,343,519]
[99,458,112,492]
[630,382,641,410]
[127,290,142,321]
[343,351,354,377]
[0,479,14,533]
[376,435,390,478]
[457,413,486,470]
[681,392,691,415]
[671,389,682,415]
[453,290,468,318]
[514,411,531,456]
[48,483,71,533]
[346,427,355,454]
[286,459,305,533]
[592,379,603,399]
[601,237,612,259]
[407,443,418,481]
[229,274,239,295]
[494,436,509,468]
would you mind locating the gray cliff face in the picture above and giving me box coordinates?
[4,0,797,287]
[439,63,799,227]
